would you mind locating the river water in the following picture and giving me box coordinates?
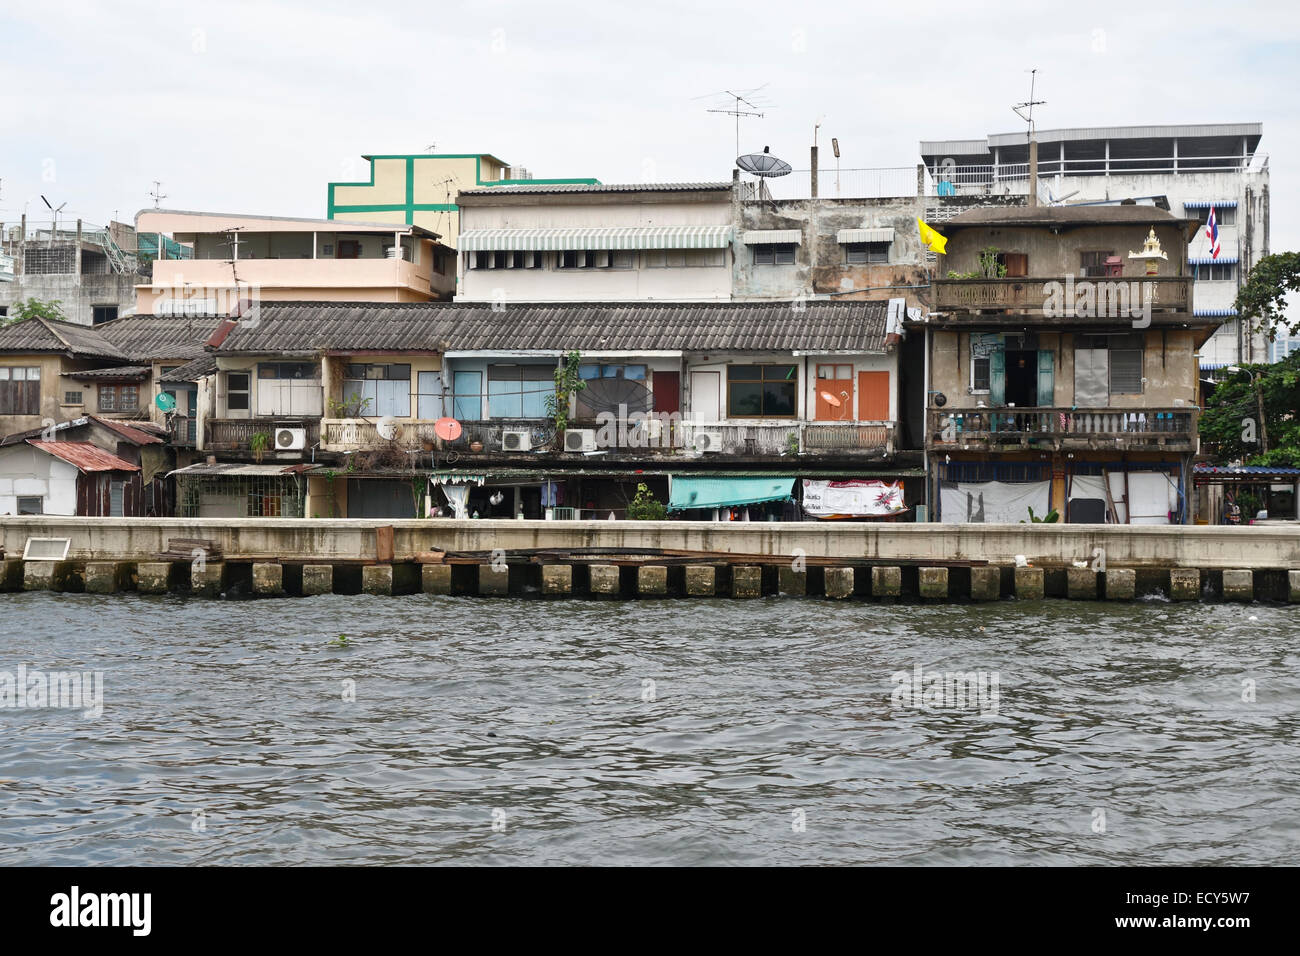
[0,591,1296,866]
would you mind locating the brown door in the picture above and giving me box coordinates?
[652,371,680,415]
[857,371,890,421]
[815,364,854,420]
[337,240,361,259]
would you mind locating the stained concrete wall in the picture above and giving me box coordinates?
[0,273,139,327]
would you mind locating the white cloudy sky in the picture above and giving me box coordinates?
[2,0,1297,249]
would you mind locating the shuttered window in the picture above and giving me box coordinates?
[1109,350,1144,394]
[0,366,41,415]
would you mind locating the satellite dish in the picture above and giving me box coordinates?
[736,146,792,177]
[819,391,842,408]
[155,392,177,412]
[376,416,400,440]
[434,417,462,441]
[580,377,653,416]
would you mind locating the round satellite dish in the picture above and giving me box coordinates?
[736,147,792,178]
[434,417,462,441]
[933,392,948,408]
[155,392,177,412]
[376,416,400,441]
[819,391,842,408]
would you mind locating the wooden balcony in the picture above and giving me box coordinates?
[927,406,1198,453]
[931,275,1193,321]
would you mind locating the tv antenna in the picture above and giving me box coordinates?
[425,143,438,152]
[696,85,769,157]
[41,195,67,233]
[151,181,167,208]
[1013,69,1046,203]
[1012,68,1045,135]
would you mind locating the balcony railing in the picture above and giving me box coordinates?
[928,406,1198,451]
[205,418,320,453]
[932,276,1192,315]
[169,417,197,446]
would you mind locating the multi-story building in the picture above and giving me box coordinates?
[326,152,600,251]
[1,218,140,326]
[920,122,1269,371]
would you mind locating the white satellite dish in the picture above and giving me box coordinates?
[376,416,400,441]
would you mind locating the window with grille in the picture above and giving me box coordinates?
[98,384,139,412]
[64,391,83,405]
[753,244,796,265]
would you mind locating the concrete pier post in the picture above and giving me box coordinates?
[191,561,225,598]
[137,562,172,594]
[541,564,572,596]
[2,558,25,591]
[1104,568,1136,600]
[477,564,509,597]
[1014,567,1045,600]
[421,564,452,595]
[871,566,902,599]
[23,561,74,591]
[589,564,621,597]
[732,566,762,598]
[778,566,807,596]
[1289,570,1300,604]
[1066,567,1098,600]
[1168,568,1200,601]
[637,565,668,597]
[252,562,283,597]
[918,567,949,600]
[685,565,715,597]
[361,564,393,596]
[85,561,134,594]
[969,566,1001,601]
[824,567,854,599]
[302,564,334,596]
[1222,569,1254,602]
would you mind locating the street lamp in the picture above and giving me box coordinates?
[1227,365,1268,455]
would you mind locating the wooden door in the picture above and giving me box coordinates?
[652,370,680,415]
[816,364,854,420]
[856,370,890,421]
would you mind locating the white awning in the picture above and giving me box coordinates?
[456,225,733,252]
[741,229,802,245]
[837,228,895,244]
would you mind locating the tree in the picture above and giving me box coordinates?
[1235,251,1300,338]
[6,297,67,324]
[625,483,667,520]
[1199,351,1300,467]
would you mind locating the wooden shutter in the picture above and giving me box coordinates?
[989,349,1006,406]
[1037,350,1055,407]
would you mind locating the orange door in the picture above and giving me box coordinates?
[815,364,854,420]
[857,371,890,421]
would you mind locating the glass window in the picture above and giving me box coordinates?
[726,364,797,418]
[342,364,411,417]
[972,358,991,392]
[452,371,482,421]
[17,496,43,515]
[98,384,139,412]
[227,371,250,411]
[487,365,554,419]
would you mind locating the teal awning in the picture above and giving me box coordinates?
[669,476,795,510]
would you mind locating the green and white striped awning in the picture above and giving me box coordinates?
[457,226,733,252]
[741,229,802,245]
[836,228,895,244]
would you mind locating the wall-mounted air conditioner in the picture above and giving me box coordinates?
[565,429,597,452]
[693,430,724,453]
[502,429,532,451]
[275,426,307,450]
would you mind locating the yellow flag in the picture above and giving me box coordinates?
[917,218,947,255]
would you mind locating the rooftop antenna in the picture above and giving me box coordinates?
[150,181,167,209]
[40,195,67,234]
[425,143,438,152]
[696,85,769,157]
[1012,69,1046,207]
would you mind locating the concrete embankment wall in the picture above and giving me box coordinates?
[3,516,1300,570]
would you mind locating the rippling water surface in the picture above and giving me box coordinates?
[0,592,1296,865]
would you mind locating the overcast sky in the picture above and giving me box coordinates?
[2,0,1296,250]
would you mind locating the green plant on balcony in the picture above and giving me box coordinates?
[250,431,270,463]
[1021,505,1060,524]
[947,269,980,279]
[328,392,372,419]
[626,482,667,521]
[978,246,1007,279]
[545,350,587,448]
[784,431,800,456]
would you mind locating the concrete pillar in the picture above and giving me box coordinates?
[1222,569,1253,602]
[1104,568,1136,601]
[1168,568,1200,601]
[1288,570,1300,604]
[85,561,133,594]
[778,566,807,596]
[589,564,621,597]
[24,561,73,591]
[871,566,901,598]
[637,565,668,597]
[362,564,393,596]
[302,564,333,596]
[422,564,452,595]
[137,562,172,594]
[252,562,283,596]
[685,565,715,597]
[1066,567,1098,600]
[541,564,572,596]
[191,561,225,598]
[1014,566,1044,600]
[919,567,949,600]
[970,566,1001,601]
[824,567,854,599]
[732,565,762,598]
[477,564,509,597]
[1,558,25,591]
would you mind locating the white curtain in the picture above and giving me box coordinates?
[440,484,470,519]
[940,480,1051,524]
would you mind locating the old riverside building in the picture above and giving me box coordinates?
[923,204,1208,524]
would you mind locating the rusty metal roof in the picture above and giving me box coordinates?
[90,416,165,445]
[27,440,139,472]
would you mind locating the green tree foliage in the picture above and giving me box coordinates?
[1199,352,1300,467]
[6,297,67,324]
[625,483,667,520]
[1236,251,1300,338]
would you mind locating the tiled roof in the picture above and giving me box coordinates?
[27,440,139,472]
[0,317,126,360]
[213,301,891,354]
[159,355,217,382]
[460,182,732,196]
[96,314,226,361]
[66,365,151,381]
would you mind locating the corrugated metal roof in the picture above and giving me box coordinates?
[28,440,139,472]
[1194,309,1239,317]
[837,228,895,244]
[1195,464,1300,477]
[169,462,301,477]
[458,225,732,252]
[91,416,164,445]
[460,182,732,196]
[215,301,891,354]
[742,229,802,245]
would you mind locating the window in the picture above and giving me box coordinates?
[227,371,250,411]
[493,251,509,269]
[432,252,447,275]
[487,364,555,418]
[471,251,490,269]
[452,370,482,421]
[998,252,1029,277]
[971,358,991,392]
[98,384,139,412]
[64,391,83,405]
[256,363,321,417]
[1109,349,1144,394]
[1193,262,1236,281]
[556,250,598,269]
[17,496,43,515]
[579,364,646,381]
[0,366,41,416]
[845,242,889,265]
[91,305,119,325]
[0,307,7,318]
[341,363,411,417]
[726,364,797,418]
[1080,251,1115,278]
[753,244,796,265]
[1185,205,1236,226]
[817,364,853,380]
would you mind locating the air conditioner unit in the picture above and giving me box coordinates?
[565,428,597,452]
[502,429,532,451]
[275,427,307,451]
[694,430,724,453]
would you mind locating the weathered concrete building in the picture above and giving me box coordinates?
[0,218,140,326]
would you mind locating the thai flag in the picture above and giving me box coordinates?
[1206,205,1221,259]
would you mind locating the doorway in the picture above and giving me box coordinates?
[1004,350,1039,407]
